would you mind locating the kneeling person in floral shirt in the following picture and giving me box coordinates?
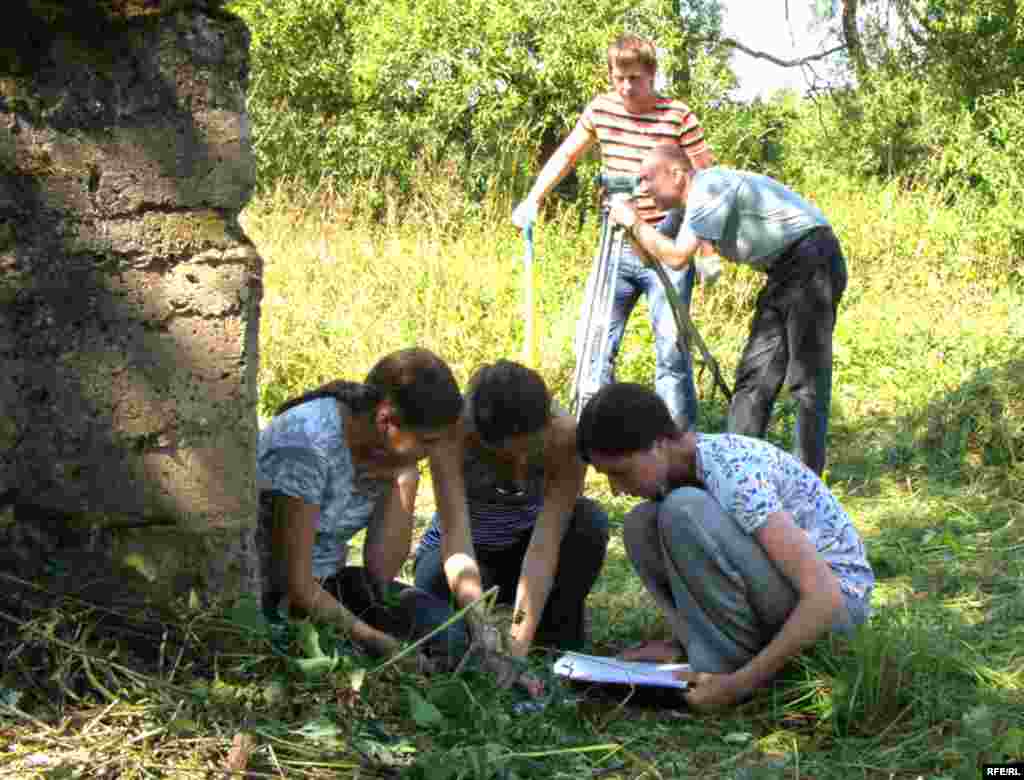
[576,382,874,712]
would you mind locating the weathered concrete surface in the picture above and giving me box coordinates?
[0,1,262,601]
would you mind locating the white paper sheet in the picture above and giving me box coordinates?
[552,652,690,689]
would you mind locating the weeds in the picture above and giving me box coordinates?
[2,168,1023,777]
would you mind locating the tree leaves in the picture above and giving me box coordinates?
[225,595,269,636]
[406,686,445,728]
[289,620,340,680]
[230,0,728,194]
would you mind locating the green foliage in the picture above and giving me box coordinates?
[290,620,342,680]
[229,0,357,184]
[880,0,1024,108]
[804,608,975,737]
[815,0,1024,108]
[228,0,1024,244]
[754,0,1024,206]
[920,359,1024,473]
[770,77,929,181]
[229,0,726,202]
[225,594,269,636]
[754,77,1024,286]
[406,686,445,728]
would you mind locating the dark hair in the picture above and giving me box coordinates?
[576,383,678,463]
[275,347,463,430]
[468,360,550,445]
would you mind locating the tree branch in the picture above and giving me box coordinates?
[843,0,869,81]
[717,38,847,68]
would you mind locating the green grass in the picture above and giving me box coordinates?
[2,171,1023,778]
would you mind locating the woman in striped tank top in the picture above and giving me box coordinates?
[414,360,609,672]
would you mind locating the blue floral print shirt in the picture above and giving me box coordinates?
[695,434,874,615]
[256,398,388,591]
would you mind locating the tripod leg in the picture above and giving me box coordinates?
[572,218,626,419]
[571,220,611,415]
[649,260,733,403]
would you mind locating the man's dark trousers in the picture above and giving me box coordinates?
[727,226,848,475]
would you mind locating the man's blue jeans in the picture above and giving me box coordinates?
[601,240,699,429]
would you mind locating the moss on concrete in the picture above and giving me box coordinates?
[0,270,27,308]
[140,210,233,255]
[1,0,260,605]
[0,222,14,252]
[0,130,15,174]
[3,3,229,78]
[0,416,19,452]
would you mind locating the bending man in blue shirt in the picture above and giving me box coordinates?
[609,144,848,475]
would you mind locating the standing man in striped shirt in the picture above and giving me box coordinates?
[513,34,714,429]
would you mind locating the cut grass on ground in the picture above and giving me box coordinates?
[2,179,1023,779]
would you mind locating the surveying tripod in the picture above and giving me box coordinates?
[569,173,733,421]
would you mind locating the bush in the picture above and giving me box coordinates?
[229,0,728,206]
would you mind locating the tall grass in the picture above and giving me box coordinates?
[247,167,597,418]
[62,167,1004,778]
[244,166,1021,444]
[4,166,1021,778]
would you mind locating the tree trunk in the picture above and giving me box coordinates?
[843,0,870,82]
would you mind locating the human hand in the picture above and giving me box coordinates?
[609,200,639,231]
[398,650,439,676]
[460,609,543,697]
[512,198,539,229]
[504,635,548,698]
[482,650,523,688]
[363,628,439,676]
[675,670,747,712]
[694,251,723,285]
[517,670,545,698]
[480,650,545,698]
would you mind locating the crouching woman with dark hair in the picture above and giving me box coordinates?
[257,348,484,671]
[576,383,874,712]
[414,360,610,679]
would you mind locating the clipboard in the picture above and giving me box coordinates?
[553,652,690,690]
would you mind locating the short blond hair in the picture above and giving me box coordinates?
[607,34,657,76]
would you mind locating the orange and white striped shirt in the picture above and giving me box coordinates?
[579,92,712,222]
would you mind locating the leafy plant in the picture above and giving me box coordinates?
[229,0,727,206]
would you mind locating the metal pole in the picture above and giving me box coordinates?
[521,222,537,367]
[571,198,626,419]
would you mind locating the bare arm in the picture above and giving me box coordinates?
[271,494,400,655]
[609,198,704,270]
[362,466,419,585]
[631,220,702,270]
[681,510,844,710]
[523,124,596,207]
[507,420,587,657]
[736,512,845,687]
[426,422,484,609]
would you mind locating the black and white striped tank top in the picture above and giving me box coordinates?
[418,401,566,552]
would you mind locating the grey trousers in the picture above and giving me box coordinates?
[624,487,852,674]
